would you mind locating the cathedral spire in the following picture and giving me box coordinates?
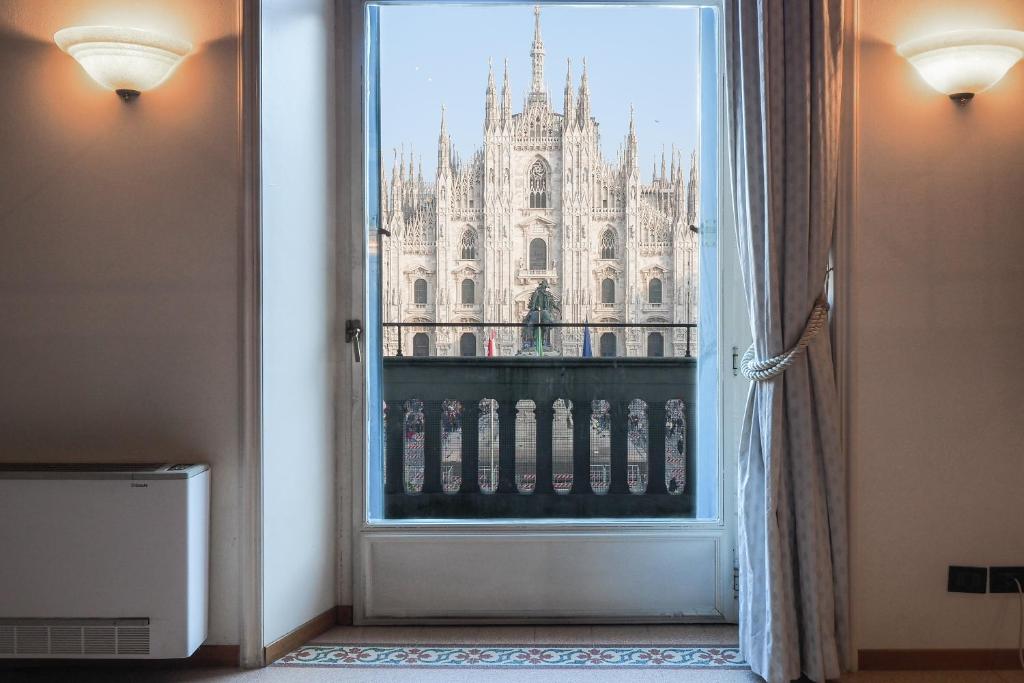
[577,57,591,125]
[485,58,497,131]
[438,105,450,171]
[563,58,575,126]
[530,4,545,95]
[686,148,699,222]
[501,58,512,125]
[625,104,638,170]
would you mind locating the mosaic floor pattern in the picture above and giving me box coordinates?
[274,644,747,670]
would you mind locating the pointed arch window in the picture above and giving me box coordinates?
[528,159,549,208]
[529,238,547,271]
[414,278,428,304]
[461,229,477,259]
[461,278,475,305]
[600,230,616,259]
[647,332,664,357]
[601,278,615,304]
[459,333,477,357]
[599,333,617,357]
[648,277,663,304]
[413,333,430,357]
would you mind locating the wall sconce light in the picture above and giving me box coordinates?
[54,26,192,102]
[898,29,1024,104]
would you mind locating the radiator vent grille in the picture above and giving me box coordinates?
[0,626,13,655]
[0,621,149,657]
[83,627,115,655]
[117,627,150,655]
[16,626,48,655]
[50,627,82,655]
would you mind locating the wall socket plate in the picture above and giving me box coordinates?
[989,566,1024,593]
[948,565,988,593]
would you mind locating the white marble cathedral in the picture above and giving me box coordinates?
[381,6,699,358]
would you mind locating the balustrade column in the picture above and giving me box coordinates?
[496,401,518,494]
[384,401,405,494]
[459,400,481,494]
[646,402,668,495]
[534,400,555,495]
[570,400,593,495]
[422,401,443,494]
[608,400,630,494]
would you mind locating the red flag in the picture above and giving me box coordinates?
[487,329,496,357]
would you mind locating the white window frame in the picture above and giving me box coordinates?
[336,0,750,624]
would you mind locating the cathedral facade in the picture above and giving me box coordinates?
[380,7,699,358]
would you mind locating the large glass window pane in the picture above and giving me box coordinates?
[371,2,715,521]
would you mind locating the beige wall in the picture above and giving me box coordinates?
[0,1,242,645]
[850,0,1024,650]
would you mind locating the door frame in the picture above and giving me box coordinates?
[335,0,748,626]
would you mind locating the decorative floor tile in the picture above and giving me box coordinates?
[273,644,747,670]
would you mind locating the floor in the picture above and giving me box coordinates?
[1,625,1021,682]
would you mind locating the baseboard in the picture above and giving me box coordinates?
[336,604,354,625]
[263,607,337,664]
[859,649,1021,670]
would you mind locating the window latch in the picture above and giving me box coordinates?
[346,319,362,363]
[732,346,739,376]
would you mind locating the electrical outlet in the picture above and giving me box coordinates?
[989,566,1024,593]
[948,565,988,593]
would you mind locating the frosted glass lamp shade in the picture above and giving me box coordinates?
[898,29,1024,103]
[54,26,192,100]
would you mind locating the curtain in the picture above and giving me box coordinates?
[726,2,849,682]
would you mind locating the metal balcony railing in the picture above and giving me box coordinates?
[381,354,696,519]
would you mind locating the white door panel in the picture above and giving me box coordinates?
[362,531,725,621]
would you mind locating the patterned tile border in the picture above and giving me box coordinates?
[273,644,747,669]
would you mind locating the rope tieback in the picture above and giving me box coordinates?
[740,297,830,382]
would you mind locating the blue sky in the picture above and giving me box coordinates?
[379,3,701,184]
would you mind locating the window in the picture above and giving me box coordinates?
[599,332,616,357]
[461,229,477,259]
[461,278,475,304]
[647,332,664,357]
[528,159,548,208]
[459,333,477,357]
[600,230,616,259]
[601,278,615,304]
[648,277,663,304]
[413,278,427,304]
[529,238,547,271]
[412,333,429,357]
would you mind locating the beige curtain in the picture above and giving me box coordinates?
[725,1,850,681]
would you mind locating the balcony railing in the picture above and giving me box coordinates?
[381,355,696,519]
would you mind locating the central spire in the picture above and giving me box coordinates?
[530,4,545,96]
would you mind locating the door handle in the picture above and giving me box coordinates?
[346,319,362,363]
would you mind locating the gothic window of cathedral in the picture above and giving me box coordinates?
[599,333,617,357]
[413,333,430,357]
[647,332,665,357]
[649,277,663,304]
[529,238,547,271]
[601,278,615,304]
[600,229,616,259]
[461,278,475,305]
[459,333,477,357]
[414,278,428,304]
[461,229,478,259]
[528,159,549,208]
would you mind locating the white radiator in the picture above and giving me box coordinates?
[0,463,209,659]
